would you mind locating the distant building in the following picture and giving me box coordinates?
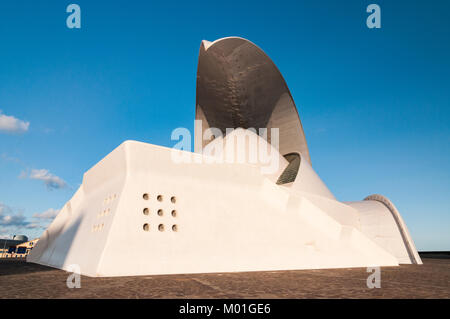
[1,237,38,258]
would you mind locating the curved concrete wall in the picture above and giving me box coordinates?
[195,37,310,163]
[291,153,335,200]
[27,37,422,276]
[29,141,400,276]
[346,195,422,265]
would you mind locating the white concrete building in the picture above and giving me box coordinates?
[27,37,421,277]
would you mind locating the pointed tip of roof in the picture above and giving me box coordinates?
[201,40,213,50]
[201,37,252,51]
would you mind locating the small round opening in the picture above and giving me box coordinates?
[143,208,149,215]
[158,224,164,232]
[170,196,176,203]
[143,223,149,231]
[143,193,149,200]
[157,195,163,202]
[171,210,177,217]
[157,209,163,216]
[172,224,178,232]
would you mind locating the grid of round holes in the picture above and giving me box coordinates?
[94,193,117,232]
[92,223,105,232]
[142,193,178,232]
[98,208,111,218]
[142,193,150,231]
[104,194,118,205]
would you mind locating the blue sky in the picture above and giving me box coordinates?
[0,0,449,250]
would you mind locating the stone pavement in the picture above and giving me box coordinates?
[0,258,448,298]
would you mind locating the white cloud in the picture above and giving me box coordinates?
[1,153,22,164]
[30,208,59,231]
[32,208,60,220]
[0,203,30,239]
[0,203,28,227]
[0,203,59,239]
[22,169,67,190]
[0,110,30,133]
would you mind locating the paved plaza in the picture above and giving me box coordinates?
[0,258,448,298]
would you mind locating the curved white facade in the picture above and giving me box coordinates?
[195,37,311,163]
[28,37,421,277]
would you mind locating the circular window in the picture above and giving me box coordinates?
[171,210,177,217]
[157,209,163,216]
[143,223,149,231]
[143,208,149,215]
[143,193,149,200]
[170,196,176,203]
[172,224,178,232]
[157,195,163,202]
[158,224,164,232]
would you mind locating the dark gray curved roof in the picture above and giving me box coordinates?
[195,37,310,163]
